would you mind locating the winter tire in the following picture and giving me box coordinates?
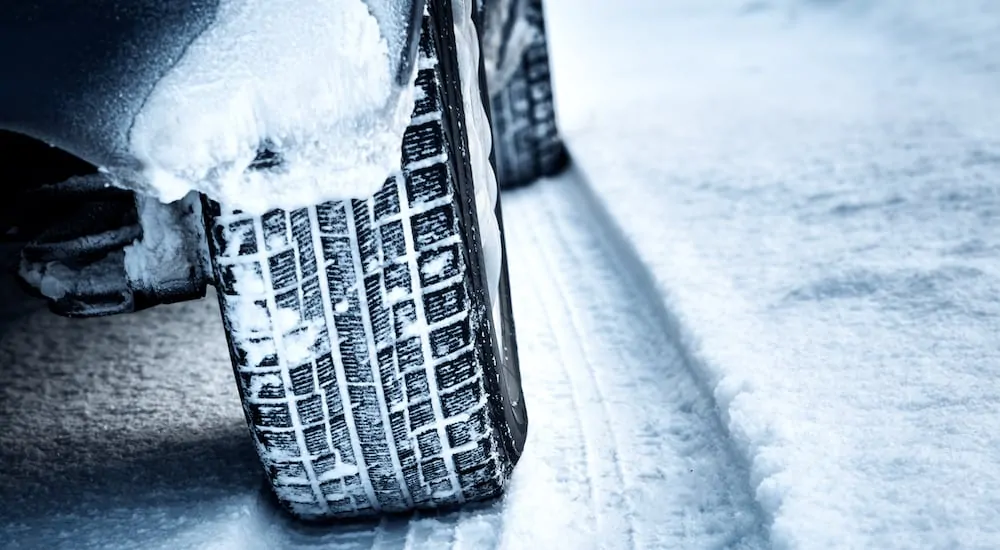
[202,1,527,521]
[484,0,568,188]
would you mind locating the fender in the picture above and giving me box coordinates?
[0,0,425,181]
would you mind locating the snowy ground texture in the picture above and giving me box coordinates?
[3,0,1000,548]
[546,0,1000,547]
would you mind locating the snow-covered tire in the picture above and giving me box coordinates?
[488,0,568,188]
[202,4,527,521]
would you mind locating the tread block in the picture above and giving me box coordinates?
[304,423,331,456]
[402,122,445,167]
[454,439,493,474]
[404,369,429,400]
[301,275,324,320]
[417,431,442,457]
[423,283,466,325]
[429,318,470,358]
[407,163,450,207]
[248,402,292,428]
[434,351,476,390]
[390,411,410,447]
[374,178,401,221]
[379,221,408,259]
[315,354,336,387]
[378,348,403,404]
[365,274,392,345]
[336,317,374,385]
[289,362,316,396]
[329,414,355,463]
[441,382,482,418]
[395,336,423,368]
[445,408,490,448]
[296,394,325,425]
[412,69,439,118]
[322,386,343,417]
[316,202,349,235]
[291,209,318,277]
[411,204,456,249]
[458,462,499,491]
[385,261,412,297]
[420,457,448,481]
[407,400,435,431]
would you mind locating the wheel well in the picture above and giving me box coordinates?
[1,130,102,240]
[0,129,97,192]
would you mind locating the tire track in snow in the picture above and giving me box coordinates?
[501,173,769,549]
[521,197,639,549]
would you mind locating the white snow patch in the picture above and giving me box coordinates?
[18,261,75,301]
[385,286,408,304]
[229,263,266,296]
[124,192,209,290]
[315,461,360,482]
[420,251,452,280]
[226,298,271,335]
[275,309,321,366]
[121,0,416,215]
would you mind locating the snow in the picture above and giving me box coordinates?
[18,259,74,301]
[545,0,1000,547]
[18,251,126,302]
[122,0,415,215]
[124,192,210,292]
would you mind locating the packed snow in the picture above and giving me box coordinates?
[123,192,210,293]
[546,0,1000,547]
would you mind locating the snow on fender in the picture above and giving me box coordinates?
[122,0,416,215]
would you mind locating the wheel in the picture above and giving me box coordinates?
[483,0,569,188]
[202,0,527,521]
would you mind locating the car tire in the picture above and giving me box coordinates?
[485,0,569,189]
[202,0,527,521]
